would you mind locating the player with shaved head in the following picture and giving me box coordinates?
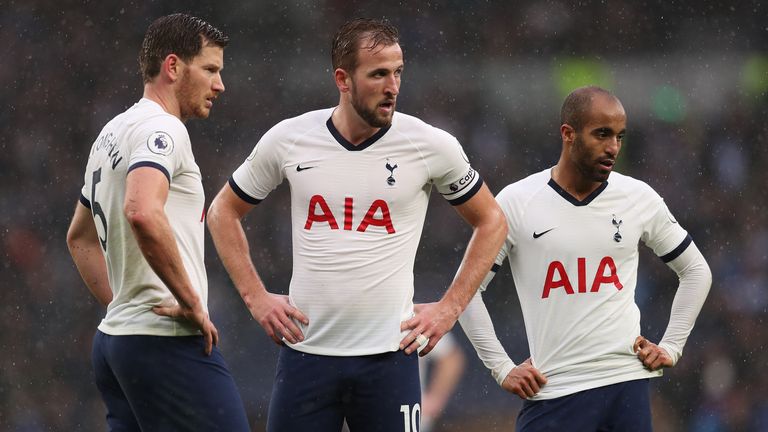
[459,86,712,431]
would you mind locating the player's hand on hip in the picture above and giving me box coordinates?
[501,358,547,399]
[153,304,219,356]
[251,292,309,346]
[399,301,456,356]
[634,335,673,371]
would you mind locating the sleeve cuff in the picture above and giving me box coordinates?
[657,341,681,366]
[493,360,517,386]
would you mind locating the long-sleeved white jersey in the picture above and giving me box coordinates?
[460,168,711,400]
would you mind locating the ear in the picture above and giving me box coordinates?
[334,68,351,93]
[561,124,575,145]
[161,54,183,83]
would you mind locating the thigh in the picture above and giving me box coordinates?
[103,334,250,432]
[267,346,345,432]
[92,330,141,432]
[516,380,652,432]
[344,350,421,432]
[607,379,652,432]
[516,388,608,432]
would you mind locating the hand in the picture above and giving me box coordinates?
[399,301,458,356]
[153,303,218,356]
[250,293,309,346]
[633,336,673,371]
[501,358,547,399]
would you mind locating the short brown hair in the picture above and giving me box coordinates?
[561,86,617,131]
[331,18,399,72]
[139,13,229,83]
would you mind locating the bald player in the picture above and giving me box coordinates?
[458,86,711,431]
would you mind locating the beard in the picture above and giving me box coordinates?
[177,69,209,120]
[350,87,394,128]
[572,135,612,182]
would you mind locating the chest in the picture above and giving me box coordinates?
[513,191,646,264]
[284,143,431,207]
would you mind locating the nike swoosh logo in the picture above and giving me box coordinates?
[296,164,316,172]
[533,228,556,239]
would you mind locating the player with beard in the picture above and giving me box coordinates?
[206,18,506,431]
[66,13,249,431]
[457,86,712,431]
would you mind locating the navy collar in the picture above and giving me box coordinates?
[326,117,391,151]
[548,178,608,206]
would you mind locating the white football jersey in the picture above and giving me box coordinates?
[487,168,690,399]
[231,108,482,356]
[80,98,207,336]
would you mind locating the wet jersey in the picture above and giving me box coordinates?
[486,168,690,399]
[230,108,482,356]
[80,98,207,336]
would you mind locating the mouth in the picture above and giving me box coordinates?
[377,100,395,114]
[598,159,615,171]
[205,96,215,108]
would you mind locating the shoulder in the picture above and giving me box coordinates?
[245,108,334,163]
[270,108,334,134]
[391,112,458,144]
[129,100,190,144]
[495,169,551,224]
[608,171,661,201]
[497,169,551,204]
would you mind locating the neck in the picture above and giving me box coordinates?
[331,101,380,145]
[551,161,603,201]
[143,83,182,120]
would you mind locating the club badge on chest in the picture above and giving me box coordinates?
[612,214,623,243]
[385,160,398,186]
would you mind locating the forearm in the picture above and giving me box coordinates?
[441,217,507,316]
[459,291,516,385]
[67,203,113,306]
[207,205,269,309]
[128,209,201,309]
[68,239,112,306]
[658,242,712,364]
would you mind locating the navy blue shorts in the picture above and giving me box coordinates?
[92,330,250,431]
[516,379,652,432]
[267,346,421,432]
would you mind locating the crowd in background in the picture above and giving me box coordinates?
[2,1,767,430]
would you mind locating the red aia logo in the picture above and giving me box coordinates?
[304,195,395,234]
[542,257,623,298]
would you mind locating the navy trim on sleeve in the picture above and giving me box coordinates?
[228,177,263,205]
[491,263,501,273]
[448,176,484,206]
[128,161,171,184]
[79,193,91,209]
[660,234,693,263]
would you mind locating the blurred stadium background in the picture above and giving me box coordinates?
[2,1,767,430]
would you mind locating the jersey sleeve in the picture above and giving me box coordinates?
[641,195,691,262]
[80,167,92,206]
[459,291,516,385]
[229,124,287,204]
[429,133,483,206]
[127,117,190,183]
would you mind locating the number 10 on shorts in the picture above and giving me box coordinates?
[400,403,421,432]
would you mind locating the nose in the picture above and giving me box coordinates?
[606,136,620,157]
[385,74,399,96]
[213,74,225,93]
